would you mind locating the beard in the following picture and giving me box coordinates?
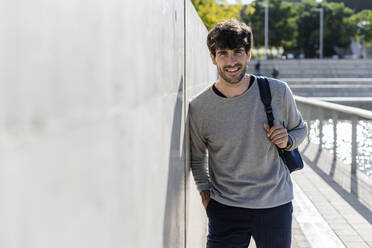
[218,63,246,84]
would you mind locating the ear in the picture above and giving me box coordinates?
[210,53,217,65]
[246,50,251,63]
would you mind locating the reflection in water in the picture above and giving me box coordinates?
[308,119,372,177]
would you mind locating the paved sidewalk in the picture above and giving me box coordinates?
[245,157,372,248]
[292,161,372,247]
[292,216,312,248]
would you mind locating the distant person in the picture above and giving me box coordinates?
[255,60,261,75]
[189,19,307,248]
[272,66,279,78]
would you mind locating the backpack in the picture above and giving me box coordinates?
[256,76,304,173]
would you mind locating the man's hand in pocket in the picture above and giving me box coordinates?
[200,190,211,209]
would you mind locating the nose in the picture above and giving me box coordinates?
[228,54,238,65]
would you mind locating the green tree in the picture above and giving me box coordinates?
[296,1,318,57]
[192,0,357,58]
[191,0,253,30]
[347,10,372,46]
[296,0,354,58]
[242,0,298,51]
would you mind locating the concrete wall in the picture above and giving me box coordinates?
[0,0,215,247]
[185,1,217,247]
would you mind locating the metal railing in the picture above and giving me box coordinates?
[295,96,372,178]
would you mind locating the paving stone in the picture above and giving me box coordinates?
[331,226,356,233]
[343,241,369,248]
[358,232,372,242]
[338,234,364,243]
[362,236,372,242]
[294,234,308,241]
[296,241,312,248]
[327,218,349,225]
[292,217,311,248]
[348,218,370,224]
[335,229,359,236]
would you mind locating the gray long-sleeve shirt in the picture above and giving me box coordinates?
[189,76,308,209]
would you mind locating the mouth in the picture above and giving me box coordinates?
[224,66,241,74]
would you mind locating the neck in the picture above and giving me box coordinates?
[215,74,250,98]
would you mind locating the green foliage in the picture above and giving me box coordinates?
[346,10,372,46]
[295,0,354,58]
[242,0,298,51]
[321,1,354,56]
[295,0,318,57]
[246,0,356,58]
[191,0,251,30]
[191,0,370,58]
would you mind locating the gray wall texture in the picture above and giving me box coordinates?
[0,0,216,247]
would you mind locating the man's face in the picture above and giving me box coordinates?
[211,47,251,84]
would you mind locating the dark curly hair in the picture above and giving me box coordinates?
[207,19,253,57]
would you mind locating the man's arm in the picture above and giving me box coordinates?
[189,105,211,198]
[263,83,307,149]
[282,83,308,151]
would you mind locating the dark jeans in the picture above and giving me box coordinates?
[206,199,293,248]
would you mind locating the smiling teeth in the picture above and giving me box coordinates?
[226,67,239,72]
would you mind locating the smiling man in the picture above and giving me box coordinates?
[189,19,308,248]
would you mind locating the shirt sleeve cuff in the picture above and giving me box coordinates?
[284,134,295,151]
[197,183,211,192]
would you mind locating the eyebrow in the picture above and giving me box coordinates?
[217,48,244,53]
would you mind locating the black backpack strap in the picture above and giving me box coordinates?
[257,77,275,128]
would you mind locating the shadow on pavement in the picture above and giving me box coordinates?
[302,155,372,225]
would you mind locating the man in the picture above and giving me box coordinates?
[189,19,307,248]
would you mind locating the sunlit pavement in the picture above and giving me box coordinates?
[247,155,372,248]
[290,161,372,248]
